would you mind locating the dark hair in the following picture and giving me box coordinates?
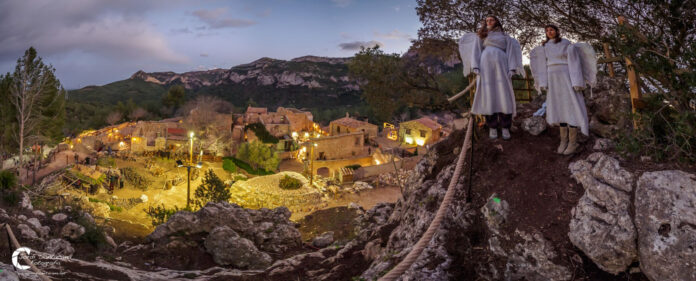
[478,16,504,39]
[542,24,561,46]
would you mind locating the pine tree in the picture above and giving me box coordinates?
[193,169,231,209]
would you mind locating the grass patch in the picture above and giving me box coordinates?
[88,197,123,212]
[279,175,302,190]
[222,157,273,176]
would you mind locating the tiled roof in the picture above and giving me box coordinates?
[330,117,375,129]
[246,106,268,114]
[407,117,442,131]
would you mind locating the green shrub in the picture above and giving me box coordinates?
[75,216,108,249]
[144,204,185,226]
[244,123,279,144]
[119,167,152,190]
[193,169,231,209]
[2,190,20,206]
[222,158,237,173]
[279,175,302,190]
[0,170,17,190]
[344,164,361,170]
[97,157,115,168]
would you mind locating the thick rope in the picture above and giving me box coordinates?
[3,224,52,281]
[379,117,474,281]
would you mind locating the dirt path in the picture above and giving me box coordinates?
[19,150,88,185]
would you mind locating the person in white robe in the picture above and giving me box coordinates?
[530,24,597,154]
[459,16,524,140]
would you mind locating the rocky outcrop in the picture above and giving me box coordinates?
[635,170,696,281]
[148,202,301,255]
[204,226,272,269]
[568,153,637,274]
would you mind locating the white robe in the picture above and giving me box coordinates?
[532,39,590,135]
[459,31,523,116]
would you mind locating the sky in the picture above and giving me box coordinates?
[0,0,421,89]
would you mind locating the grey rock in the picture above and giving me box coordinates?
[32,210,45,218]
[481,193,509,235]
[204,226,272,269]
[17,224,38,240]
[44,238,75,257]
[505,231,572,281]
[312,231,334,248]
[593,138,614,151]
[17,214,27,221]
[635,170,696,281]
[147,202,300,254]
[20,192,33,210]
[0,262,19,281]
[568,154,637,274]
[61,222,86,240]
[26,217,42,230]
[51,213,68,223]
[521,116,547,136]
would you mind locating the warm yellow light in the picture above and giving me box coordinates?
[119,141,125,147]
[375,159,381,165]
[300,147,307,153]
[304,132,309,138]
[405,136,413,144]
[132,137,137,141]
[114,129,118,133]
[189,132,194,138]
[313,143,318,147]
[292,132,298,138]
[416,139,425,146]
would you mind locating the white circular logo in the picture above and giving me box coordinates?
[12,247,32,270]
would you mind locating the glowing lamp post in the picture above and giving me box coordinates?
[177,131,201,210]
[310,142,317,184]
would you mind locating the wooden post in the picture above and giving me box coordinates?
[468,74,476,104]
[603,43,615,77]
[524,70,532,101]
[619,16,642,128]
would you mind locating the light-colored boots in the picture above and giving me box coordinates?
[563,127,579,155]
[557,126,568,154]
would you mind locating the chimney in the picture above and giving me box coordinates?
[346,112,349,118]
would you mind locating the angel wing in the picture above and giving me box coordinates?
[567,42,598,88]
[529,46,548,92]
[458,33,482,77]
[506,36,524,75]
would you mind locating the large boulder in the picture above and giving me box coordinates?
[204,226,272,269]
[634,171,696,281]
[568,153,637,274]
[147,202,301,255]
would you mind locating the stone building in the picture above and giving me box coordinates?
[304,132,369,161]
[329,114,378,140]
[398,117,443,146]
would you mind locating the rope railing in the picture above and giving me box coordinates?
[378,117,474,281]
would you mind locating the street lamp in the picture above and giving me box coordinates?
[177,159,202,210]
[310,142,317,184]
